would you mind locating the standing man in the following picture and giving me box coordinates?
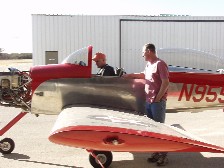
[122,43,169,166]
[92,52,116,76]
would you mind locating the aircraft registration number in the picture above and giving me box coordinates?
[178,84,224,103]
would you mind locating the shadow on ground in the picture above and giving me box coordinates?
[2,153,79,168]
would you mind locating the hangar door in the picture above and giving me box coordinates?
[120,20,224,73]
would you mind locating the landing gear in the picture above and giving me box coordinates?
[0,112,27,155]
[0,138,15,154]
[89,150,113,168]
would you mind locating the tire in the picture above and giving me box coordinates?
[0,138,15,154]
[89,151,113,168]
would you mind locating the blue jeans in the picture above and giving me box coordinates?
[145,100,166,123]
[146,100,168,156]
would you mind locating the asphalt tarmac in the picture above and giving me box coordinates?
[1,106,224,168]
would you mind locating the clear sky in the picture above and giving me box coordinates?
[0,0,224,53]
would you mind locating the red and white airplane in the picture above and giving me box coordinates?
[0,46,224,168]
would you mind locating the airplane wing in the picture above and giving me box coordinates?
[49,106,224,153]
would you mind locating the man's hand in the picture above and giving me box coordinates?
[122,73,145,79]
[122,74,131,78]
[154,79,169,102]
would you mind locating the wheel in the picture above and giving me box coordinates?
[89,151,113,168]
[0,138,15,154]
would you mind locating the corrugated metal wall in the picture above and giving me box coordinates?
[121,17,224,73]
[32,15,224,73]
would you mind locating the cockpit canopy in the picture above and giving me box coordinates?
[62,47,89,66]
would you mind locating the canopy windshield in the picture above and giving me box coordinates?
[62,47,88,66]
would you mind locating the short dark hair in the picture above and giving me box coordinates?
[144,43,156,53]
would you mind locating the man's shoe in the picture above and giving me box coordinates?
[147,152,160,163]
[156,154,168,166]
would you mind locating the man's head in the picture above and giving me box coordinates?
[92,52,106,68]
[142,43,157,62]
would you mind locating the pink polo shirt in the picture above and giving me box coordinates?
[143,58,169,103]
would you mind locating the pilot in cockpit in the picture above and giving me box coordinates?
[92,52,116,76]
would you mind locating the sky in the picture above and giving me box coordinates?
[0,0,224,53]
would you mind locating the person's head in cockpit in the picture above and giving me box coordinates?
[92,52,107,68]
[92,52,116,76]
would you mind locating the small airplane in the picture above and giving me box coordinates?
[0,45,224,168]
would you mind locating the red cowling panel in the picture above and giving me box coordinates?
[30,64,91,92]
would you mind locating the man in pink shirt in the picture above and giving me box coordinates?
[123,43,169,166]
